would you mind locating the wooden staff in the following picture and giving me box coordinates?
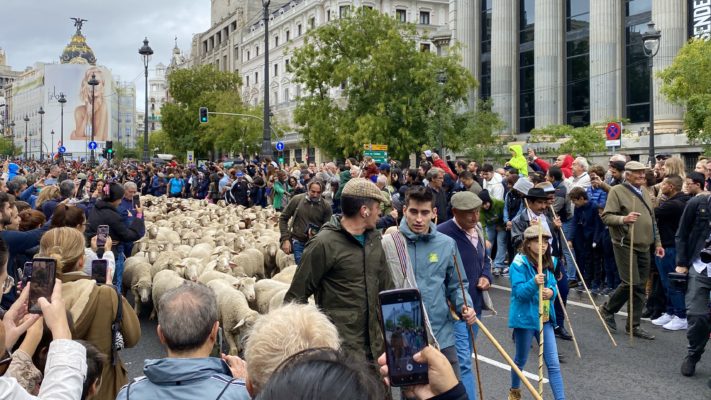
[548,205,618,347]
[536,220,544,396]
[452,255,542,400]
[629,197,636,343]
[555,284,581,358]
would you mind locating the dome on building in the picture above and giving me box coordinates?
[60,18,96,65]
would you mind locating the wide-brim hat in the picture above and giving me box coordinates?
[525,187,548,200]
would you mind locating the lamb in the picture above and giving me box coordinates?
[198,271,256,302]
[272,265,297,284]
[124,255,151,271]
[254,279,290,314]
[189,243,214,260]
[274,249,295,275]
[151,269,186,319]
[207,280,259,355]
[156,227,181,244]
[122,261,152,316]
[231,248,265,279]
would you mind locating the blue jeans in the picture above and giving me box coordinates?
[292,240,306,266]
[562,220,576,281]
[486,226,507,270]
[554,275,569,328]
[454,321,480,400]
[512,323,566,400]
[654,247,686,318]
[114,248,126,289]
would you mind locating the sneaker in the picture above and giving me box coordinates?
[652,313,674,326]
[591,287,601,295]
[681,356,697,377]
[599,305,617,331]
[663,316,688,331]
[493,268,501,277]
[626,326,655,340]
[508,388,522,400]
[568,279,579,288]
[502,267,510,276]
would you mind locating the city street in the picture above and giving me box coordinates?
[122,276,711,399]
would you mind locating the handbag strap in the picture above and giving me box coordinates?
[111,285,123,366]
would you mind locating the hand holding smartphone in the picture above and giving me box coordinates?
[28,258,57,314]
[97,225,109,248]
[91,259,108,285]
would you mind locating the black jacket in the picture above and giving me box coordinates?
[428,185,450,224]
[675,194,711,269]
[85,200,145,251]
[654,192,690,248]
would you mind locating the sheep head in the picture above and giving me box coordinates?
[234,277,256,302]
[133,280,152,304]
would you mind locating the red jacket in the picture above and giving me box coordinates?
[433,159,457,179]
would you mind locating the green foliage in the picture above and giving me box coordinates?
[289,8,476,161]
[0,138,21,157]
[659,39,711,148]
[112,141,139,161]
[148,130,177,156]
[530,124,606,157]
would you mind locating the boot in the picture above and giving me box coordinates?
[508,388,522,400]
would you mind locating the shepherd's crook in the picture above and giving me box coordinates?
[536,220,545,396]
[629,198,636,343]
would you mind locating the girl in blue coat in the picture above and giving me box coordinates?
[508,225,566,400]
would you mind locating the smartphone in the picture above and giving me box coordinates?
[132,194,140,208]
[91,259,108,285]
[18,261,32,291]
[28,258,56,314]
[379,288,429,387]
[97,225,109,248]
[210,326,225,357]
[76,178,87,198]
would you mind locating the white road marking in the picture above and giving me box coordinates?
[473,354,550,384]
[491,284,630,317]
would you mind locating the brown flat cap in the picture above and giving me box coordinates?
[451,191,483,211]
[342,178,387,202]
[625,161,647,171]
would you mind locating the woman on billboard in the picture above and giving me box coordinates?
[70,66,108,142]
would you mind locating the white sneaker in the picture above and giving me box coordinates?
[652,313,673,326]
[663,316,688,331]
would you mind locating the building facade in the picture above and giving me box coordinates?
[148,63,168,133]
[114,81,137,149]
[0,49,23,138]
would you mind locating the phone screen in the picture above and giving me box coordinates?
[97,225,109,248]
[20,261,32,290]
[91,259,108,285]
[28,258,56,314]
[379,289,429,387]
[133,194,140,207]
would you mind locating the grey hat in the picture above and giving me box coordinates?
[523,224,552,240]
[625,161,647,171]
[342,178,387,202]
[513,178,533,195]
[451,191,483,211]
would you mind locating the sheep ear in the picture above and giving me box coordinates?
[231,319,246,333]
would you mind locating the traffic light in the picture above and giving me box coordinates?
[106,141,114,160]
[199,107,208,123]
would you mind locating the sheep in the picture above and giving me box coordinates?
[231,248,265,279]
[124,255,151,271]
[272,265,297,284]
[200,255,233,275]
[151,269,186,319]
[267,288,289,312]
[150,251,183,278]
[175,245,193,258]
[274,249,295,275]
[122,261,152,316]
[197,271,256,302]
[257,241,279,277]
[189,243,214,260]
[207,280,260,355]
[254,279,290,314]
[176,258,200,282]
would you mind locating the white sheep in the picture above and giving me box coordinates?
[151,269,186,319]
[189,243,214,260]
[274,249,295,275]
[122,261,152,316]
[207,280,259,355]
[198,271,256,302]
[230,248,265,279]
[254,279,290,314]
[272,265,297,284]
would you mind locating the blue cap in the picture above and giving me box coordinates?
[379,163,390,171]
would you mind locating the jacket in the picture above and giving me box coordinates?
[334,170,352,200]
[654,192,690,248]
[433,158,457,180]
[61,276,141,399]
[675,194,711,269]
[278,193,332,243]
[480,198,505,230]
[272,180,288,210]
[507,145,529,176]
[0,227,48,309]
[511,211,563,259]
[427,184,450,224]
[116,358,250,400]
[569,201,600,242]
[399,219,472,350]
[438,219,492,315]
[601,183,661,251]
[284,216,394,361]
[483,172,505,201]
[85,200,145,252]
[560,155,574,178]
[0,340,87,400]
[508,254,559,330]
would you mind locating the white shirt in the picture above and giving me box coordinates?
[526,209,553,245]
[691,233,711,277]
[567,172,591,190]
[82,248,116,281]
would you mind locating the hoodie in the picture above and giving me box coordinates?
[560,155,574,178]
[7,163,19,182]
[507,145,529,177]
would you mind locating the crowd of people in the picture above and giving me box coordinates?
[0,145,707,399]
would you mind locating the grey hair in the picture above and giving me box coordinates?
[123,181,138,191]
[376,175,388,186]
[59,179,75,198]
[574,157,589,171]
[158,282,218,352]
[10,176,27,186]
[5,180,21,195]
[426,167,443,181]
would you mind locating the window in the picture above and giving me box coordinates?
[275,36,279,47]
[223,55,228,71]
[273,91,278,104]
[285,59,290,71]
[295,148,303,163]
[625,0,652,123]
[284,88,290,102]
[566,0,590,127]
[246,76,250,86]
[340,5,351,18]
[256,46,259,56]
[396,9,407,22]
[247,50,250,60]
[308,17,315,29]
[234,45,239,61]
[286,30,290,41]
[255,72,259,84]
[298,24,302,35]
[327,10,331,21]
[519,0,535,133]
[419,11,430,25]
[420,43,431,52]
[274,63,278,77]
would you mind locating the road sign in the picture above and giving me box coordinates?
[58,146,66,153]
[62,152,73,157]
[187,150,194,163]
[275,141,285,151]
[363,143,388,151]
[278,157,284,164]
[605,122,622,147]
[364,150,388,157]
[88,141,97,150]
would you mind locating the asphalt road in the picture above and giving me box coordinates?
[121,276,711,399]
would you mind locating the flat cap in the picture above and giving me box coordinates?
[342,178,387,202]
[451,191,482,211]
[625,161,647,171]
[523,224,552,240]
[609,160,626,172]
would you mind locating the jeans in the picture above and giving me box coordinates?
[454,321,480,400]
[486,226,507,270]
[562,220,576,281]
[292,240,306,266]
[114,249,126,289]
[512,323,566,400]
[554,275,569,328]
[654,247,686,318]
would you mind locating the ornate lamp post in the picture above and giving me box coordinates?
[23,115,29,160]
[58,93,66,162]
[87,73,99,166]
[641,22,661,165]
[38,106,44,161]
[261,0,273,161]
[139,37,154,163]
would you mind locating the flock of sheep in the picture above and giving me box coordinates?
[120,196,298,355]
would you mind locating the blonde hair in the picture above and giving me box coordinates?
[663,157,686,179]
[244,303,340,394]
[35,186,61,210]
[39,227,85,274]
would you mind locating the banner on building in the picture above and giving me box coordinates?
[689,0,711,40]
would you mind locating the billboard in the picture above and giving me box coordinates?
[43,64,113,156]
[689,0,711,40]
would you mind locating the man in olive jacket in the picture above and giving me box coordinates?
[600,161,663,340]
[284,178,394,362]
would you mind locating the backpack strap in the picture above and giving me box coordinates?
[215,378,237,400]
[111,285,123,366]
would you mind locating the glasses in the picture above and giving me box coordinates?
[2,275,14,295]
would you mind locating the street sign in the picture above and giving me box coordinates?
[88,141,97,150]
[278,157,284,164]
[605,122,622,147]
[187,150,194,163]
[364,150,388,157]
[363,143,388,151]
[275,141,285,151]
[58,146,66,153]
[62,152,73,157]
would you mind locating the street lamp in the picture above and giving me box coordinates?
[38,106,44,161]
[9,121,15,157]
[641,21,661,165]
[23,115,29,160]
[88,73,99,166]
[261,0,273,161]
[139,37,153,163]
[51,129,55,159]
[58,93,66,161]
[436,71,447,154]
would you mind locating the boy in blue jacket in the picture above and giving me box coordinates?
[567,187,602,292]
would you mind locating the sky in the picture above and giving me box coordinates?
[0,0,211,110]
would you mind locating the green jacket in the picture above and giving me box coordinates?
[279,193,332,243]
[481,198,505,231]
[601,183,661,251]
[273,180,288,210]
[284,216,394,361]
[334,170,352,200]
[508,144,529,177]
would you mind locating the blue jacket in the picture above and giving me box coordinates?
[399,219,472,350]
[437,220,493,316]
[0,227,48,309]
[116,358,250,400]
[508,254,559,330]
[569,201,600,242]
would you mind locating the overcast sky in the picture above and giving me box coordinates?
[0,0,210,110]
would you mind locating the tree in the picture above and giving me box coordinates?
[112,141,139,161]
[659,39,711,148]
[0,138,21,157]
[529,124,606,157]
[455,99,506,160]
[289,8,476,161]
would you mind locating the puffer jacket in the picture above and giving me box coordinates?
[399,219,472,350]
[284,216,394,361]
[85,200,145,252]
[508,254,559,330]
[115,358,250,400]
